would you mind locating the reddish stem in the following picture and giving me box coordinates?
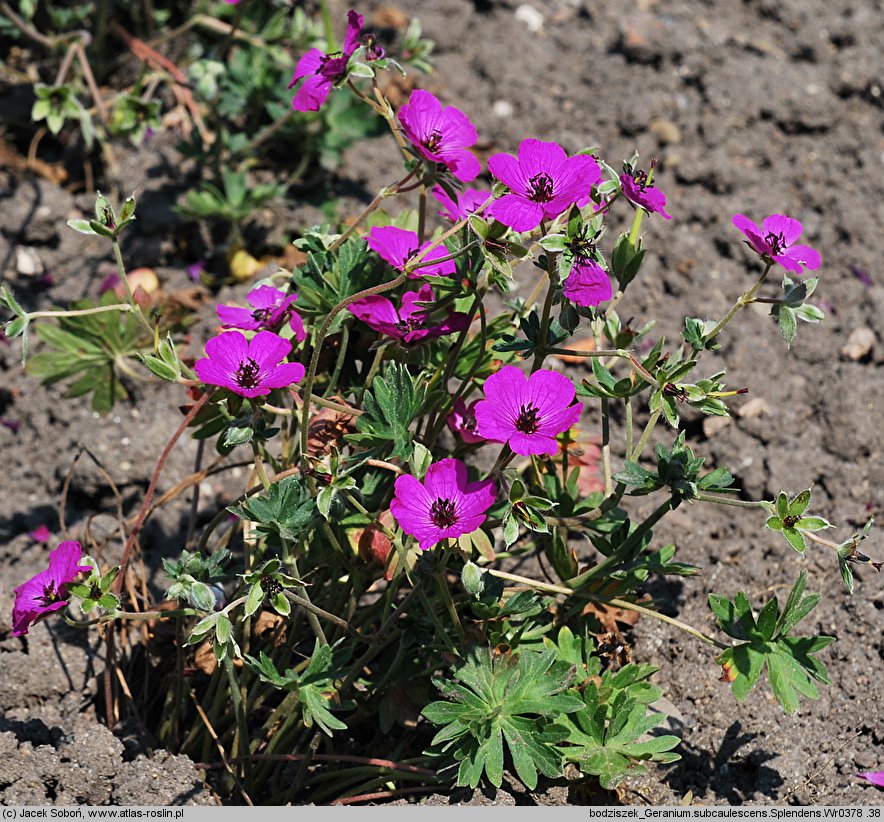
[104,388,213,728]
[330,787,437,806]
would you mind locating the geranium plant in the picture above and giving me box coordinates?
[2,3,879,807]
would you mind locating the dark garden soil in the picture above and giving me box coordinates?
[1,0,882,807]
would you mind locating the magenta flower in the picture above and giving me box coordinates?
[474,366,582,456]
[12,541,92,636]
[858,772,884,788]
[348,283,469,345]
[447,397,485,444]
[732,213,821,275]
[366,225,457,279]
[398,90,481,182]
[487,140,602,232]
[289,10,363,112]
[433,185,489,223]
[29,524,51,543]
[194,330,305,398]
[217,285,306,342]
[620,170,672,220]
[390,458,497,551]
[563,260,613,307]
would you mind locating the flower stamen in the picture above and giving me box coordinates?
[430,497,458,529]
[234,357,262,389]
[528,172,555,203]
[515,402,542,434]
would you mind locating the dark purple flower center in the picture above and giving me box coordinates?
[528,173,555,203]
[567,225,598,260]
[39,581,62,608]
[396,315,425,333]
[424,129,444,153]
[260,575,283,596]
[515,402,541,434]
[462,410,478,432]
[251,303,290,330]
[430,497,458,529]
[632,170,649,191]
[362,33,385,61]
[234,357,262,389]
[764,231,787,255]
[319,54,349,81]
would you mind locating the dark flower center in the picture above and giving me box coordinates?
[260,575,283,596]
[251,304,290,330]
[528,173,555,203]
[362,33,385,61]
[632,170,649,191]
[424,129,444,153]
[430,497,458,529]
[463,410,478,432]
[515,402,541,434]
[567,225,599,261]
[396,315,424,333]
[39,581,61,608]
[764,231,786,255]
[234,357,262,389]
[319,54,349,81]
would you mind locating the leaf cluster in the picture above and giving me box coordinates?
[709,571,834,713]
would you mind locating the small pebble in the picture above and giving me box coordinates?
[703,416,731,437]
[515,4,544,33]
[738,397,770,418]
[650,117,682,144]
[15,246,43,276]
[841,327,876,361]
[493,100,514,118]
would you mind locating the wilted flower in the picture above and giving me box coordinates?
[732,213,821,275]
[217,285,306,341]
[186,259,206,282]
[433,186,489,223]
[390,458,497,550]
[620,169,672,219]
[398,90,480,182]
[194,330,305,398]
[11,541,92,636]
[447,397,485,444]
[289,10,363,112]
[348,283,470,344]
[474,366,582,455]
[366,225,457,278]
[562,259,613,307]
[487,139,601,232]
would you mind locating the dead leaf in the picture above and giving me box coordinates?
[372,7,409,28]
[553,336,596,364]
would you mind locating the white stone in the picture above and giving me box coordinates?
[515,4,544,33]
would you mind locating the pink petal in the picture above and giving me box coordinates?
[488,194,544,232]
[367,225,418,270]
[204,331,249,372]
[349,295,402,331]
[488,152,528,195]
[398,89,443,143]
[858,772,884,788]
[292,74,332,112]
[289,48,324,86]
[437,105,478,149]
[343,10,364,56]
[217,304,258,330]
[289,311,306,343]
[260,361,306,389]
[517,139,567,181]
[732,213,769,255]
[412,241,457,278]
[777,244,820,273]
[248,330,292,369]
[441,148,481,183]
[762,214,803,246]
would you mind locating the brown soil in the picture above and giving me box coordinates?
[1,0,882,806]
